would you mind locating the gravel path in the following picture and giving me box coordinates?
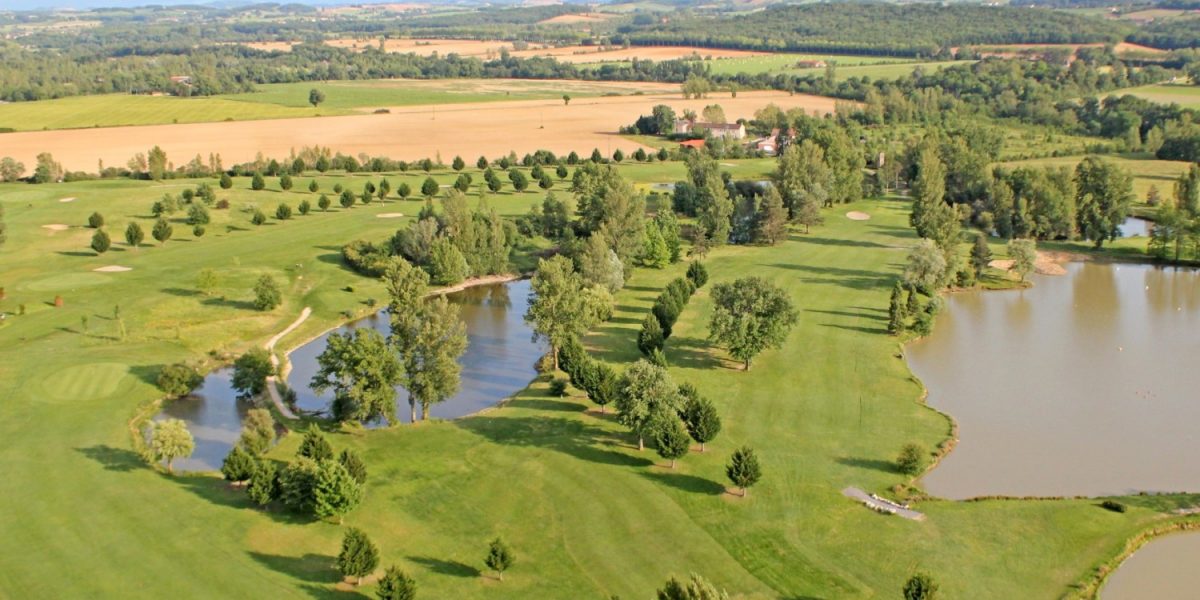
[843,487,925,521]
[263,307,311,420]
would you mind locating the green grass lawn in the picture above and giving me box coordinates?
[0,166,1195,598]
[0,93,331,132]
[703,53,914,77]
[1117,83,1200,109]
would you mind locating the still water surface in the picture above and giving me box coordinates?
[157,280,542,471]
[908,261,1200,499]
[1103,533,1200,600]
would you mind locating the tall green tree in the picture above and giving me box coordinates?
[314,459,364,523]
[91,228,111,254]
[1074,156,1134,248]
[308,88,325,108]
[654,414,691,468]
[887,282,907,335]
[754,185,788,244]
[221,445,256,482]
[238,408,275,456]
[1007,238,1037,282]
[253,275,281,310]
[311,328,403,424]
[681,388,721,452]
[708,277,798,370]
[247,460,278,507]
[902,239,948,294]
[725,446,762,497]
[910,144,959,252]
[969,233,992,278]
[148,418,194,474]
[232,348,273,398]
[392,291,468,422]
[124,221,144,248]
[152,217,173,245]
[774,139,833,216]
[376,566,417,600]
[339,448,368,484]
[525,255,593,370]
[485,537,514,581]
[336,527,379,585]
[616,360,684,451]
[298,427,334,461]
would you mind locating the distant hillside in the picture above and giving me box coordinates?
[621,3,1135,57]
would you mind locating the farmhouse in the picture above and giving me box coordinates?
[672,119,746,140]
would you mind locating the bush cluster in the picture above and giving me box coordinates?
[557,336,620,412]
[638,263,708,361]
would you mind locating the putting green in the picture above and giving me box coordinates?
[24,272,114,292]
[41,363,130,403]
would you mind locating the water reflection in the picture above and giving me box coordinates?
[908,262,1200,498]
[158,280,542,471]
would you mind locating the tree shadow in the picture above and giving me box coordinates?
[868,223,915,240]
[247,551,337,585]
[76,444,143,472]
[128,363,163,386]
[201,297,257,310]
[665,336,723,370]
[57,251,98,257]
[806,308,887,323]
[161,287,201,298]
[788,235,890,249]
[835,456,897,474]
[456,413,653,468]
[406,555,481,578]
[822,323,888,336]
[762,264,891,291]
[641,470,725,496]
[504,397,586,413]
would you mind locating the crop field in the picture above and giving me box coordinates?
[0,89,842,172]
[1117,83,1200,109]
[0,94,326,132]
[320,38,769,64]
[1,169,1194,597]
[703,53,916,77]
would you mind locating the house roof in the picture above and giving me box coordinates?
[679,140,706,149]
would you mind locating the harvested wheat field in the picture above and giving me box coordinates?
[539,12,613,24]
[323,38,767,63]
[1,89,840,171]
[240,41,298,52]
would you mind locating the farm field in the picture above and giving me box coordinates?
[320,37,770,63]
[0,89,841,172]
[1117,83,1200,109]
[0,79,675,132]
[1,169,1193,597]
[703,53,917,77]
[998,153,1195,204]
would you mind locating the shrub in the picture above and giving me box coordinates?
[87,212,104,228]
[686,261,708,288]
[549,378,568,397]
[896,443,926,475]
[156,363,202,397]
[1100,500,1127,513]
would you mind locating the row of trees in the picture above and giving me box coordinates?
[638,272,704,363]
[1148,164,1200,263]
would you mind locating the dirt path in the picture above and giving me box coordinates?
[263,307,311,420]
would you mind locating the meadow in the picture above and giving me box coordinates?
[1117,83,1200,109]
[998,153,1196,204]
[1,164,1196,598]
[703,53,918,77]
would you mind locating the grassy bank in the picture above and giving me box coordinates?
[0,171,1196,598]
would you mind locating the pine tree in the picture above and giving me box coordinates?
[654,416,691,468]
[314,460,363,523]
[125,221,144,248]
[681,391,721,452]
[485,537,514,581]
[298,428,333,461]
[754,186,788,244]
[638,313,665,356]
[337,527,380,585]
[726,446,762,497]
[246,459,277,506]
[219,172,233,189]
[969,233,992,278]
[251,171,265,191]
[339,448,367,484]
[91,229,111,254]
[887,282,907,335]
[375,566,417,600]
[221,445,256,482]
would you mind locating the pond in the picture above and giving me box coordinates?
[157,280,543,471]
[1103,533,1200,599]
[1119,216,1151,238]
[907,261,1200,499]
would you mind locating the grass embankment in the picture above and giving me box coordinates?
[0,171,1197,598]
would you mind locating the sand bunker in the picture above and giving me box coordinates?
[59,197,76,203]
[93,265,132,273]
[845,211,871,221]
[376,213,405,219]
[989,251,1068,276]
[42,224,69,231]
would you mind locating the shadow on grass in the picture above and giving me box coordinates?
[247,551,337,585]
[161,287,201,298]
[641,470,725,496]
[504,397,586,413]
[806,308,887,322]
[665,336,723,370]
[868,223,916,240]
[835,456,897,474]
[407,555,481,578]
[128,364,163,386]
[201,297,258,310]
[457,411,653,468]
[76,445,143,472]
[788,235,891,249]
[57,251,98,257]
[822,323,889,336]
[763,263,891,291]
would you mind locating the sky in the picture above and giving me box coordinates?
[3,0,366,10]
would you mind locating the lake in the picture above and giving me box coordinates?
[1104,533,1200,599]
[157,279,543,471]
[907,261,1200,499]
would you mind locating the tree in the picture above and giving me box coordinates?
[969,233,992,278]
[337,527,379,585]
[232,348,273,398]
[156,363,201,397]
[641,221,671,268]
[657,573,729,600]
[187,203,210,225]
[903,573,940,600]
[314,459,364,523]
[1075,156,1133,248]
[428,238,469,285]
[152,217,173,245]
[247,460,278,506]
[221,445,256,482]
[708,278,798,370]
[279,173,293,191]
[309,88,326,108]
[32,152,63,184]
[405,295,468,421]
[774,140,832,218]
[420,177,439,200]
[376,566,417,600]
[754,185,788,244]
[654,415,691,468]
[378,178,391,201]
[298,198,311,215]
[687,261,708,288]
[452,155,465,171]
[897,442,926,475]
[485,537,514,581]
[251,171,265,191]
[310,328,403,424]
[693,161,733,244]
[251,209,267,226]
[0,157,25,182]
[638,313,665,356]
[1007,238,1037,282]
[902,239,948,294]
[87,212,104,228]
[91,229,111,254]
[309,179,319,193]
[254,275,281,310]
[725,446,761,497]
[318,194,331,211]
[617,360,683,451]
[509,169,529,192]
[124,221,144,248]
[239,408,276,456]
[298,427,334,461]
[562,94,571,106]
[384,259,431,423]
[340,190,356,209]
[339,448,367,484]
[279,458,320,513]
[887,282,906,335]
[149,418,194,474]
[681,390,721,452]
[219,173,233,189]
[525,255,592,370]
[578,234,624,294]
